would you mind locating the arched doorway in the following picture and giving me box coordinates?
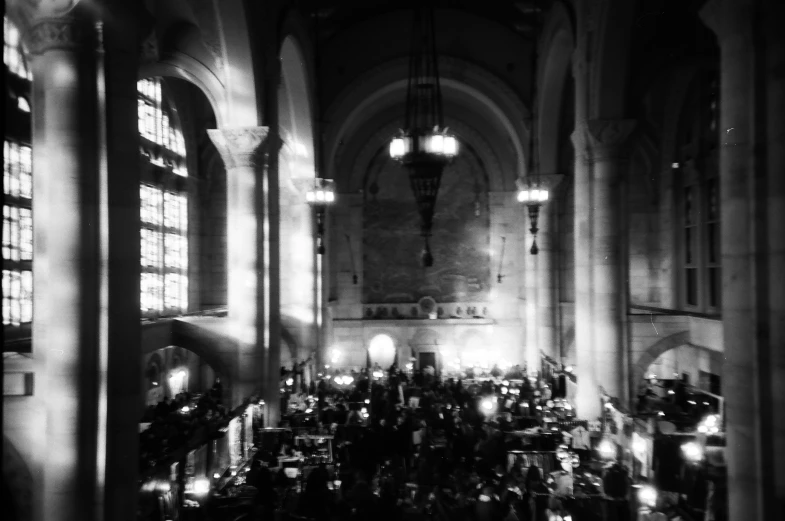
[141,345,221,408]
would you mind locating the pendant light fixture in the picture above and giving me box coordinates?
[389,4,458,267]
[516,0,549,255]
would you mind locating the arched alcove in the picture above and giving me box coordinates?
[141,345,220,407]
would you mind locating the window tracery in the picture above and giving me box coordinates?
[3,17,33,327]
[138,78,189,315]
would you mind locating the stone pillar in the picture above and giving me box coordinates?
[208,127,269,407]
[100,4,143,520]
[700,0,785,517]
[27,9,138,521]
[763,3,785,512]
[586,119,635,403]
[571,21,599,418]
[536,176,564,363]
[524,223,539,376]
[265,137,284,426]
[571,122,598,418]
[28,14,99,521]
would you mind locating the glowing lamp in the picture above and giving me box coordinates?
[181,406,190,413]
[193,478,210,495]
[213,472,221,479]
[286,378,294,386]
[681,441,704,463]
[389,137,405,158]
[598,439,616,460]
[637,484,658,508]
[481,398,495,413]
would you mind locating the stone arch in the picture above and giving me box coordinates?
[410,328,441,348]
[158,322,232,383]
[590,0,637,118]
[631,330,691,387]
[537,2,575,177]
[2,435,32,521]
[139,60,224,127]
[325,55,530,183]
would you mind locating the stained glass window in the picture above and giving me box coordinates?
[137,78,187,176]
[675,70,720,312]
[4,17,31,80]
[4,17,33,328]
[138,77,189,316]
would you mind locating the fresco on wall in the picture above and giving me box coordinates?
[363,152,491,303]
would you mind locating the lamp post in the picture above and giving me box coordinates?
[305,177,336,254]
[389,5,458,267]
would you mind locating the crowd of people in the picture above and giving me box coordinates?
[139,381,228,470]
[236,365,618,521]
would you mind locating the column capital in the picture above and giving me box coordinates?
[26,14,96,55]
[207,127,270,169]
[586,119,637,161]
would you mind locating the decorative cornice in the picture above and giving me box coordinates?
[586,119,637,160]
[26,16,93,55]
[207,127,270,170]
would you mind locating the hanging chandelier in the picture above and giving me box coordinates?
[516,0,549,255]
[517,177,549,254]
[389,5,458,267]
[306,178,336,255]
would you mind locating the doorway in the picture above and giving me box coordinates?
[419,351,437,375]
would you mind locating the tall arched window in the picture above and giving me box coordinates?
[674,69,720,313]
[3,17,33,327]
[138,78,189,316]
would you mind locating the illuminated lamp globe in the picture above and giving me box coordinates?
[637,484,658,508]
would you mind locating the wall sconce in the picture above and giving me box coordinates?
[306,178,336,254]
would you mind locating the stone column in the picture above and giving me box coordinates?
[29,15,96,521]
[100,4,143,520]
[586,119,635,403]
[700,0,785,517]
[208,127,269,407]
[27,10,138,521]
[571,22,600,418]
[265,137,284,426]
[524,222,539,376]
[571,123,598,418]
[536,176,564,363]
[763,4,785,514]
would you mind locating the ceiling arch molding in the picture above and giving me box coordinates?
[537,2,575,177]
[590,0,637,119]
[139,58,225,126]
[324,55,530,182]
